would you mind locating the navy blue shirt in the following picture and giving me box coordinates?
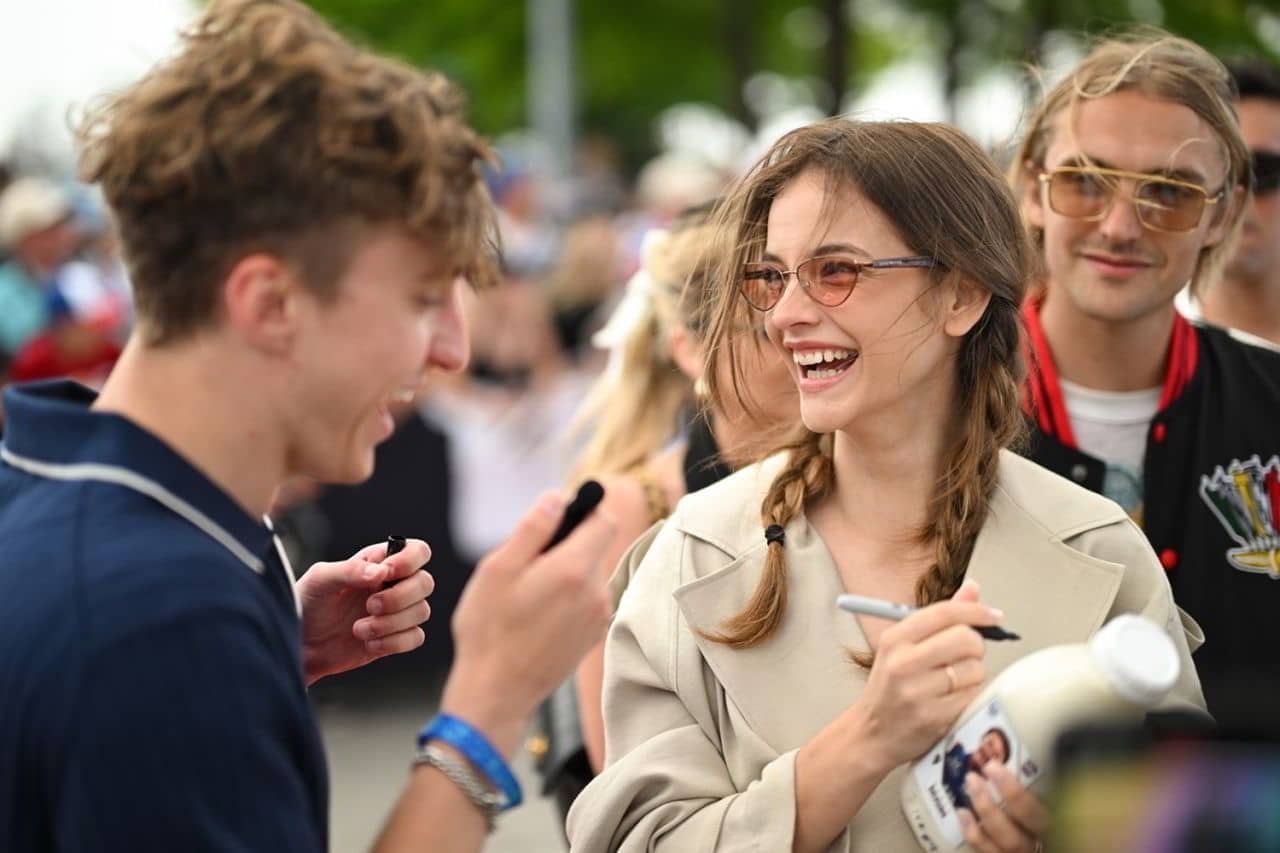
[0,381,328,851]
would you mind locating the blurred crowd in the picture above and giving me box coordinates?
[0,173,130,391]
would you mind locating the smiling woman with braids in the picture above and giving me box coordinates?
[566,119,1206,853]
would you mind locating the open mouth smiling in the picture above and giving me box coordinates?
[793,347,859,379]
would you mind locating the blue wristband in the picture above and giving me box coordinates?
[419,713,523,811]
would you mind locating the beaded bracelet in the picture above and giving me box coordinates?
[418,713,523,811]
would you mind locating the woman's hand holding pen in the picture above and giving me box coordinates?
[851,580,1004,773]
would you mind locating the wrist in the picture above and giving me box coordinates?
[301,646,330,687]
[839,703,900,778]
[418,712,523,813]
[439,669,528,758]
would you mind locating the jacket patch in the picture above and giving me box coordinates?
[1199,455,1280,578]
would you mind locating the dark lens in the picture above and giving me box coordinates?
[1252,152,1280,194]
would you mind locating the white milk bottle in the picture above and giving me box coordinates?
[899,613,1181,852]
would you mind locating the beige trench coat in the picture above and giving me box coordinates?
[566,450,1206,853]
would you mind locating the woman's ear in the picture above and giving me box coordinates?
[669,325,705,382]
[942,273,992,338]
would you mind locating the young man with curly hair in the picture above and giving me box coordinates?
[0,2,614,851]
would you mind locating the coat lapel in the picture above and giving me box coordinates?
[965,483,1126,678]
[673,516,869,756]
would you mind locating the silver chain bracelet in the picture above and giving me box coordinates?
[413,743,504,831]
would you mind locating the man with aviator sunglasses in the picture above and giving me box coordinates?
[1196,58,1280,346]
[1011,32,1280,719]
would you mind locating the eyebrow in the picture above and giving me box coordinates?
[1056,155,1208,186]
[761,242,871,263]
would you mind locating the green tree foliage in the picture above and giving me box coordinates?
[307,0,1278,166]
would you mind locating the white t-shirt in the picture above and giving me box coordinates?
[1059,379,1162,518]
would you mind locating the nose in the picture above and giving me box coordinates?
[425,277,471,375]
[1096,190,1146,242]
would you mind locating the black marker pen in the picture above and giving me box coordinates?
[381,535,406,589]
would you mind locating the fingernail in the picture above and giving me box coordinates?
[363,562,381,581]
[367,638,383,653]
[368,597,384,616]
[989,607,1005,620]
[355,622,373,640]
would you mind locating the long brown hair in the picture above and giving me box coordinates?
[702,120,1032,648]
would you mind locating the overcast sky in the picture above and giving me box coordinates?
[0,0,197,175]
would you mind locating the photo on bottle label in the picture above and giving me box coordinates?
[910,698,1039,846]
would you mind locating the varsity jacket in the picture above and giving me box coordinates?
[1022,300,1280,717]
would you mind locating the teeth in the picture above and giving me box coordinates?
[793,348,855,366]
[393,389,416,403]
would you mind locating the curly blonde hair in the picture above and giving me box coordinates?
[79,0,497,345]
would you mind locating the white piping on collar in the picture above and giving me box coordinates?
[1,446,266,575]
[264,516,303,617]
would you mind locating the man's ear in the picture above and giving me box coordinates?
[942,273,993,338]
[222,253,302,355]
[668,325,705,383]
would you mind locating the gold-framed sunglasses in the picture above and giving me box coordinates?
[1038,166,1223,233]
[739,254,937,311]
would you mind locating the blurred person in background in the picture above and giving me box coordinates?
[422,253,597,567]
[532,202,796,825]
[0,177,79,359]
[614,151,726,281]
[1012,33,1280,720]
[0,3,617,852]
[544,212,626,367]
[0,178,123,384]
[58,187,134,343]
[488,146,559,277]
[1194,58,1280,347]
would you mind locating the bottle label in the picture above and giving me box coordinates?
[909,698,1041,847]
